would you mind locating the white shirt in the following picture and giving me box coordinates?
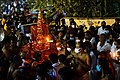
[52,63,59,78]
[90,37,96,46]
[97,41,111,52]
[97,27,109,36]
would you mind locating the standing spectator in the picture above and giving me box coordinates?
[83,30,96,50]
[97,33,111,53]
[60,19,67,35]
[97,21,109,36]
[111,39,120,80]
[58,54,74,80]
[57,54,68,80]
[112,18,120,38]
[84,41,97,80]
[96,51,114,80]
[48,53,59,80]
[68,42,91,80]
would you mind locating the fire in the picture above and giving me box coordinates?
[112,52,116,58]
[46,37,49,42]
[46,36,53,42]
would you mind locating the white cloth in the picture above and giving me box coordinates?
[74,48,80,53]
[110,42,117,55]
[13,2,17,7]
[83,37,96,46]
[51,63,59,78]
[90,37,96,46]
[97,27,109,36]
[97,41,111,52]
[17,23,24,34]
[67,48,71,52]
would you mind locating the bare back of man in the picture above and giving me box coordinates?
[73,51,90,80]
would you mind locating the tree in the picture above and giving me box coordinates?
[1,0,119,18]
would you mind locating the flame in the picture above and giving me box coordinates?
[112,52,116,58]
[46,37,53,42]
[46,37,49,42]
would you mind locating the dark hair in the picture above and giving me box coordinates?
[42,60,52,69]
[85,30,92,36]
[49,53,58,63]
[79,41,85,50]
[67,40,76,49]
[115,18,119,21]
[98,51,107,57]
[84,41,92,47]
[101,21,106,24]
[58,54,67,63]
[89,26,95,32]
[100,33,106,37]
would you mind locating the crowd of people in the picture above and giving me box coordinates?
[0,1,120,80]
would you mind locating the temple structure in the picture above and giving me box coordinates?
[21,10,57,63]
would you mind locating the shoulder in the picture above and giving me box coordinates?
[83,52,90,59]
[98,27,102,30]
[97,42,101,46]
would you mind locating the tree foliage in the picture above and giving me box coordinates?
[31,0,120,17]
[0,0,120,18]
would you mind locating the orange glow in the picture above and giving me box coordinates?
[112,52,116,58]
[46,37,53,42]
[46,37,49,42]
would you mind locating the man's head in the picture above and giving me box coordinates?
[49,53,58,64]
[115,18,119,24]
[84,30,92,41]
[99,33,106,42]
[101,21,106,27]
[2,36,17,53]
